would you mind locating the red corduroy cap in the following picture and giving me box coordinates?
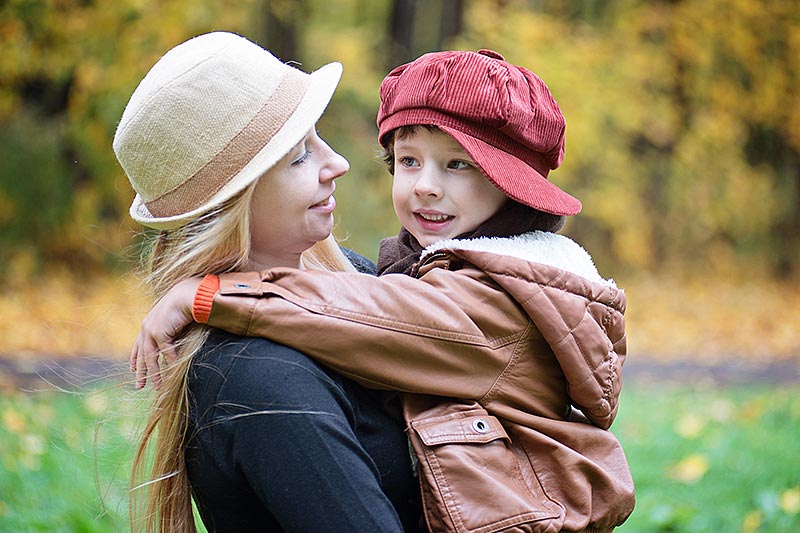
[377,49,581,216]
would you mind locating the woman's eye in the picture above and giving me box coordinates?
[292,149,312,166]
[448,160,471,170]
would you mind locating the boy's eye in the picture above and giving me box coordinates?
[448,160,472,170]
[397,156,419,167]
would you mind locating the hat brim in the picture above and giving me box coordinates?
[436,125,582,216]
[130,61,344,229]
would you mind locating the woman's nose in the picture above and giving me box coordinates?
[320,143,349,182]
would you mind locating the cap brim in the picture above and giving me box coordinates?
[130,61,344,229]
[437,125,581,216]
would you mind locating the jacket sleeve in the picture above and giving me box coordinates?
[206,268,526,398]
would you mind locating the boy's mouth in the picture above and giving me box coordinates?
[417,212,451,222]
[414,211,454,230]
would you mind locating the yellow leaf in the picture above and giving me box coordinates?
[675,413,705,439]
[780,487,800,515]
[669,453,709,484]
[2,408,25,433]
[742,509,761,532]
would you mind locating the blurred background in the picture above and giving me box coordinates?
[0,0,799,360]
[0,0,798,531]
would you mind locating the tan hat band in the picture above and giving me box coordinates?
[145,68,310,218]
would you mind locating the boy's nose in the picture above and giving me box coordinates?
[413,169,443,197]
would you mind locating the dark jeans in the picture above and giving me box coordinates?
[187,333,422,532]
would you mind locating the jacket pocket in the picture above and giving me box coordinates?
[407,404,564,533]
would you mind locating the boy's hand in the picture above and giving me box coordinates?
[131,277,201,389]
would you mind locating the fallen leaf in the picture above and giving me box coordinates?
[780,487,800,515]
[2,408,25,433]
[742,509,761,532]
[669,453,709,484]
[675,413,706,439]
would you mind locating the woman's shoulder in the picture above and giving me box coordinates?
[190,331,331,405]
[194,331,300,377]
[189,332,289,401]
[341,247,377,275]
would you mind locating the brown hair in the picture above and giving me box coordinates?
[381,124,438,175]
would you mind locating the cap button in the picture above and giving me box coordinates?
[477,49,504,61]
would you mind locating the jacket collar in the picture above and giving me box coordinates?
[421,231,616,287]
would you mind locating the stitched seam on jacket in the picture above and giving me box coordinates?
[480,322,532,404]
[534,283,614,377]
[600,306,616,406]
[520,275,609,413]
[513,438,564,520]
[280,298,520,347]
[242,299,259,337]
[605,350,617,405]
[484,260,621,311]
[422,441,462,531]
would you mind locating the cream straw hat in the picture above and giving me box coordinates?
[113,31,342,229]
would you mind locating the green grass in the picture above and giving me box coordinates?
[1,383,798,532]
[615,385,800,532]
[0,384,137,531]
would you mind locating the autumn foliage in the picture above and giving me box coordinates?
[0,1,798,359]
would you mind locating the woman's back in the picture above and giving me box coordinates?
[187,330,420,532]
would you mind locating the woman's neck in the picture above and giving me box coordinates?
[248,251,303,271]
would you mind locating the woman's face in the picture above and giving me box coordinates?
[249,129,349,269]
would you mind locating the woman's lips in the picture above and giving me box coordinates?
[310,195,336,213]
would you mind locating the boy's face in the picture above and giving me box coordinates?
[391,127,508,247]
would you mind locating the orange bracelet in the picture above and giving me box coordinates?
[192,274,220,324]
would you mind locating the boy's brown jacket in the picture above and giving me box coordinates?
[205,232,635,532]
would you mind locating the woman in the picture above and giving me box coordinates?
[114,31,420,532]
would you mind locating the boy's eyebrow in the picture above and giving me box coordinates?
[395,142,475,162]
[443,146,475,160]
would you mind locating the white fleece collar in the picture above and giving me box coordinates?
[421,231,616,287]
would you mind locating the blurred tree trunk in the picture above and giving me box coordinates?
[637,0,688,268]
[259,0,305,62]
[388,0,416,69]
[774,160,800,278]
[436,0,464,50]
[387,0,465,69]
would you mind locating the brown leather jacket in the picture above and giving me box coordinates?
[205,232,635,532]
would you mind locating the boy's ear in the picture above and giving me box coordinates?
[381,132,396,175]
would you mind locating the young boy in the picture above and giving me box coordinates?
[135,50,634,532]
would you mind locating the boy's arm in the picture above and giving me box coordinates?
[202,268,522,398]
[130,277,201,389]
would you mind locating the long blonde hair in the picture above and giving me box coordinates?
[129,180,357,532]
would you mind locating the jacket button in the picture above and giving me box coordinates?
[472,418,489,433]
